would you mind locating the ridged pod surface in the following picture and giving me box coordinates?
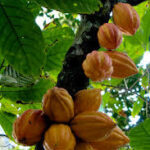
[75,143,94,150]
[42,87,74,122]
[97,23,122,50]
[90,126,130,150]
[82,51,113,81]
[71,111,116,142]
[113,2,140,35]
[43,124,76,150]
[12,109,48,146]
[105,51,138,78]
[74,89,101,115]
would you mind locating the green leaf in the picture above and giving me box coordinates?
[118,33,144,64]
[142,75,149,88]
[1,78,54,103]
[0,98,41,115]
[0,0,45,76]
[132,98,144,117]
[134,1,149,19]
[1,65,35,87]
[141,8,150,48]
[102,93,122,109]
[0,111,16,139]
[129,119,150,150]
[100,78,123,86]
[43,27,74,72]
[34,0,101,14]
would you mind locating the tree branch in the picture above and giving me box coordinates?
[0,134,8,138]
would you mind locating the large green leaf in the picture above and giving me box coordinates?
[34,0,101,14]
[0,78,54,103]
[43,26,74,72]
[118,32,144,65]
[129,119,150,150]
[0,98,41,115]
[0,0,45,76]
[0,111,16,139]
[134,1,148,19]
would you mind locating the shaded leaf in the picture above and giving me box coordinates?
[34,0,101,14]
[129,119,150,150]
[0,111,16,139]
[1,78,54,103]
[43,26,74,72]
[0,0,45,76]
[0,98,41,115]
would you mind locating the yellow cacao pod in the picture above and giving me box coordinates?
[82,51,113,81]
[43,124,76,150]
[71,111,116,142]
[42,87,74,122]
[90,126,130,150]
[97,23,122,50]
[74,89,101,115]
[105,51,138,78]
[12,109,48,146]
[113,2,140,35]
[75,143,94,150]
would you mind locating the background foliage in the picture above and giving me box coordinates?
[0,0,150,149]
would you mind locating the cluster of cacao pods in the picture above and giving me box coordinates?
[12,2,137,150]
[13,87,129,150]
[83,2,140,82]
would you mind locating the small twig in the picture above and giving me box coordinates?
[129,73,147,90]
[0,134,8,138]
[124,79,128,90]
[137,94,146,102]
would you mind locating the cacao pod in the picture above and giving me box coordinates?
[43,124,76,150]
[75,143,94,150]
[113,2,140,35]
[97,23,122,50]
[71,111,116,142]
[105,51,138,78]
[91,126,130,150]
[12,109,48,146]
[42,87,74,122]
[82,51,113,81]
[74,89,101,115]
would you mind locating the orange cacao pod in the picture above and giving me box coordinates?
[75,143,94,150]
[97,23,122,50]
[42,87,74,122]
[43,124,76,150]
[71,111,116,142]
[82,51,113,81]
[105,51,138,78]
[113,3,140,35]
[90,126,130,150]
[12,109,48,146]
[74,89,101,115]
